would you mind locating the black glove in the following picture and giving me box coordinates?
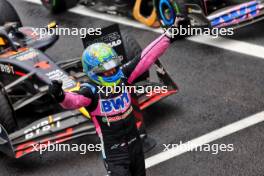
[49,80,65,102]
[164,15,189,42]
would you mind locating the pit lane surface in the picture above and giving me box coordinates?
[1,1,264,176]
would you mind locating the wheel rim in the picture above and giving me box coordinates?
[158,0,177,26]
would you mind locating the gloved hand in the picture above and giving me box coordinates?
[164,15,188,41]
[49,80,65,102]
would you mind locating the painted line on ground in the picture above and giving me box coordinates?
[187,35,264,59]
[24,0,264,60]
[145,111,264,168]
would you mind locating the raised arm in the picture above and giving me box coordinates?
[126,34,170,84]
[121,16,185,84]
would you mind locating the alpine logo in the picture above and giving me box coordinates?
[101,92,130,113]
[210,1,260,27]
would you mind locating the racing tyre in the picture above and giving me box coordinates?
[121,31,149,81]
[0,0,22,27]
[0,89,17,134]
[154,0,188,27]
[41,0,79,13]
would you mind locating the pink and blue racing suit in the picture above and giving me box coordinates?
[60,34,171,176]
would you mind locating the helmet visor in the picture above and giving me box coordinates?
[91,56,122,74]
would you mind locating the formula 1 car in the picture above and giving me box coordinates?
[155,0,264,29]
[41,0,264,29]
[0,0,178,158]
[41,0,160,27]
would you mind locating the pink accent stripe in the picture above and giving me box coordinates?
[60,92,92,109]
[128,34,170,84]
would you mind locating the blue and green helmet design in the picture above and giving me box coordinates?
[82,43,123,86]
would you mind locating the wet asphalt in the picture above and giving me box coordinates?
[1,1,264,176]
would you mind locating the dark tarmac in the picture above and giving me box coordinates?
[1,1,264,175]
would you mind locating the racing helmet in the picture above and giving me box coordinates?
[82,43,123,86]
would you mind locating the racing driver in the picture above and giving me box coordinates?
[49,17,183,176]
